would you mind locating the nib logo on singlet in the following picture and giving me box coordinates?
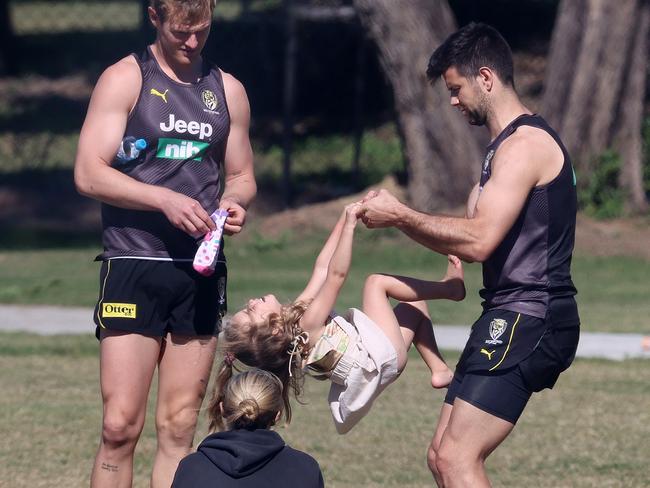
[157,138,209,161]
[158,114,212,161]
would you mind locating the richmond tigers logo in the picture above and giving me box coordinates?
[485,318,508,345]
[201,89,218,110]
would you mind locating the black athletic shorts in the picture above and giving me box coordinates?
[93,259,227,339]
[445,297,580,423]
[444,367,532,424]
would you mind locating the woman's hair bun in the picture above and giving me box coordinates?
[238,398,260,422]
[214,369,285,431]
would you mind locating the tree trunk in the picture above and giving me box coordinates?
[542,0,648,213]
[614,1,649,212]
[353,0,482,212]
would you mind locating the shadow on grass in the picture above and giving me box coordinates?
[0,168,101,250]
[0,227,100,250]
[0,164,397,251]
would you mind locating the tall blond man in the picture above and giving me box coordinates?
[74,1,256,486]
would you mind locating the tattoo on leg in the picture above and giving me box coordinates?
[101,462,119,473]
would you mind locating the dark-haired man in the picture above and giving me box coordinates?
[359,23,580,487]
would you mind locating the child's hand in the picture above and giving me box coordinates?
[344,202,362,226]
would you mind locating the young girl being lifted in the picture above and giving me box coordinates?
[218,201,465,433]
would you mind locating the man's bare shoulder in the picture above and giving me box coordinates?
[498,124,560,157]
[220,70,248,100]
[97,56,142,91]
[220,70,250,121]
[90,56,141,111]
[494,126,564,184]
[100,55,141,86]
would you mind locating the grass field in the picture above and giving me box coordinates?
[3,5,649,485]
[1,228,650,333]
[1,332,648,487]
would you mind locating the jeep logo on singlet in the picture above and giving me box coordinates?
[160,114,213,140]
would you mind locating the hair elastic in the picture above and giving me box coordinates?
[224,351,236,367]
[287,330,309,377]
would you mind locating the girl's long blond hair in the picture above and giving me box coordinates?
[213,301,311,426]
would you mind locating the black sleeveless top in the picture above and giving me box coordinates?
[100,47,230,260]
[478,114,577,319]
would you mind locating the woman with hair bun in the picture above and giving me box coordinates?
[172,367,324,487]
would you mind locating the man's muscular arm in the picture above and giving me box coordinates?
[74,57,215,237]
[361,132,552,262]
[218,72,256,235]
[466,182,480,219]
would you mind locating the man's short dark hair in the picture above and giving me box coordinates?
[427,22,514,87]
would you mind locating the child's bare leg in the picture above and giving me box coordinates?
[362,258,464,375]
[393,301,453,388]
[362,275,410,371]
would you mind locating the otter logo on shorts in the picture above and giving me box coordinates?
[102,303,137,319]
[202,89,218,111]
[485,318,507,345]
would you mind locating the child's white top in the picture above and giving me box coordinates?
[305,308,399,434]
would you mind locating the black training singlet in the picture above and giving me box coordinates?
[478,114,577,319]
[100,47,230,260]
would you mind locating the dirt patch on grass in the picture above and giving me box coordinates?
[253,175,409,236]
[575,214,650,259]
[253,176,650,260]
[1,167,648,258]
[2,172,649,259]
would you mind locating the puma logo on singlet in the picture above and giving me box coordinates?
[150,88,169,103]
[480,348,496,360]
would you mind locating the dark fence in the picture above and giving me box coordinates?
[0,0,562,177]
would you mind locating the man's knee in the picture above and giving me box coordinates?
[101,412,143,451]
[427,443,440,476]
[435,438,485,483]
[156,406,200,448]
[434,444,454,481]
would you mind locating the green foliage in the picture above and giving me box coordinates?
[9,0,282,35]
[578,150,624,219]
[0,132,80,173]
[578,116,650,218]
[10,1,140,35]
[254,125,403,194]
